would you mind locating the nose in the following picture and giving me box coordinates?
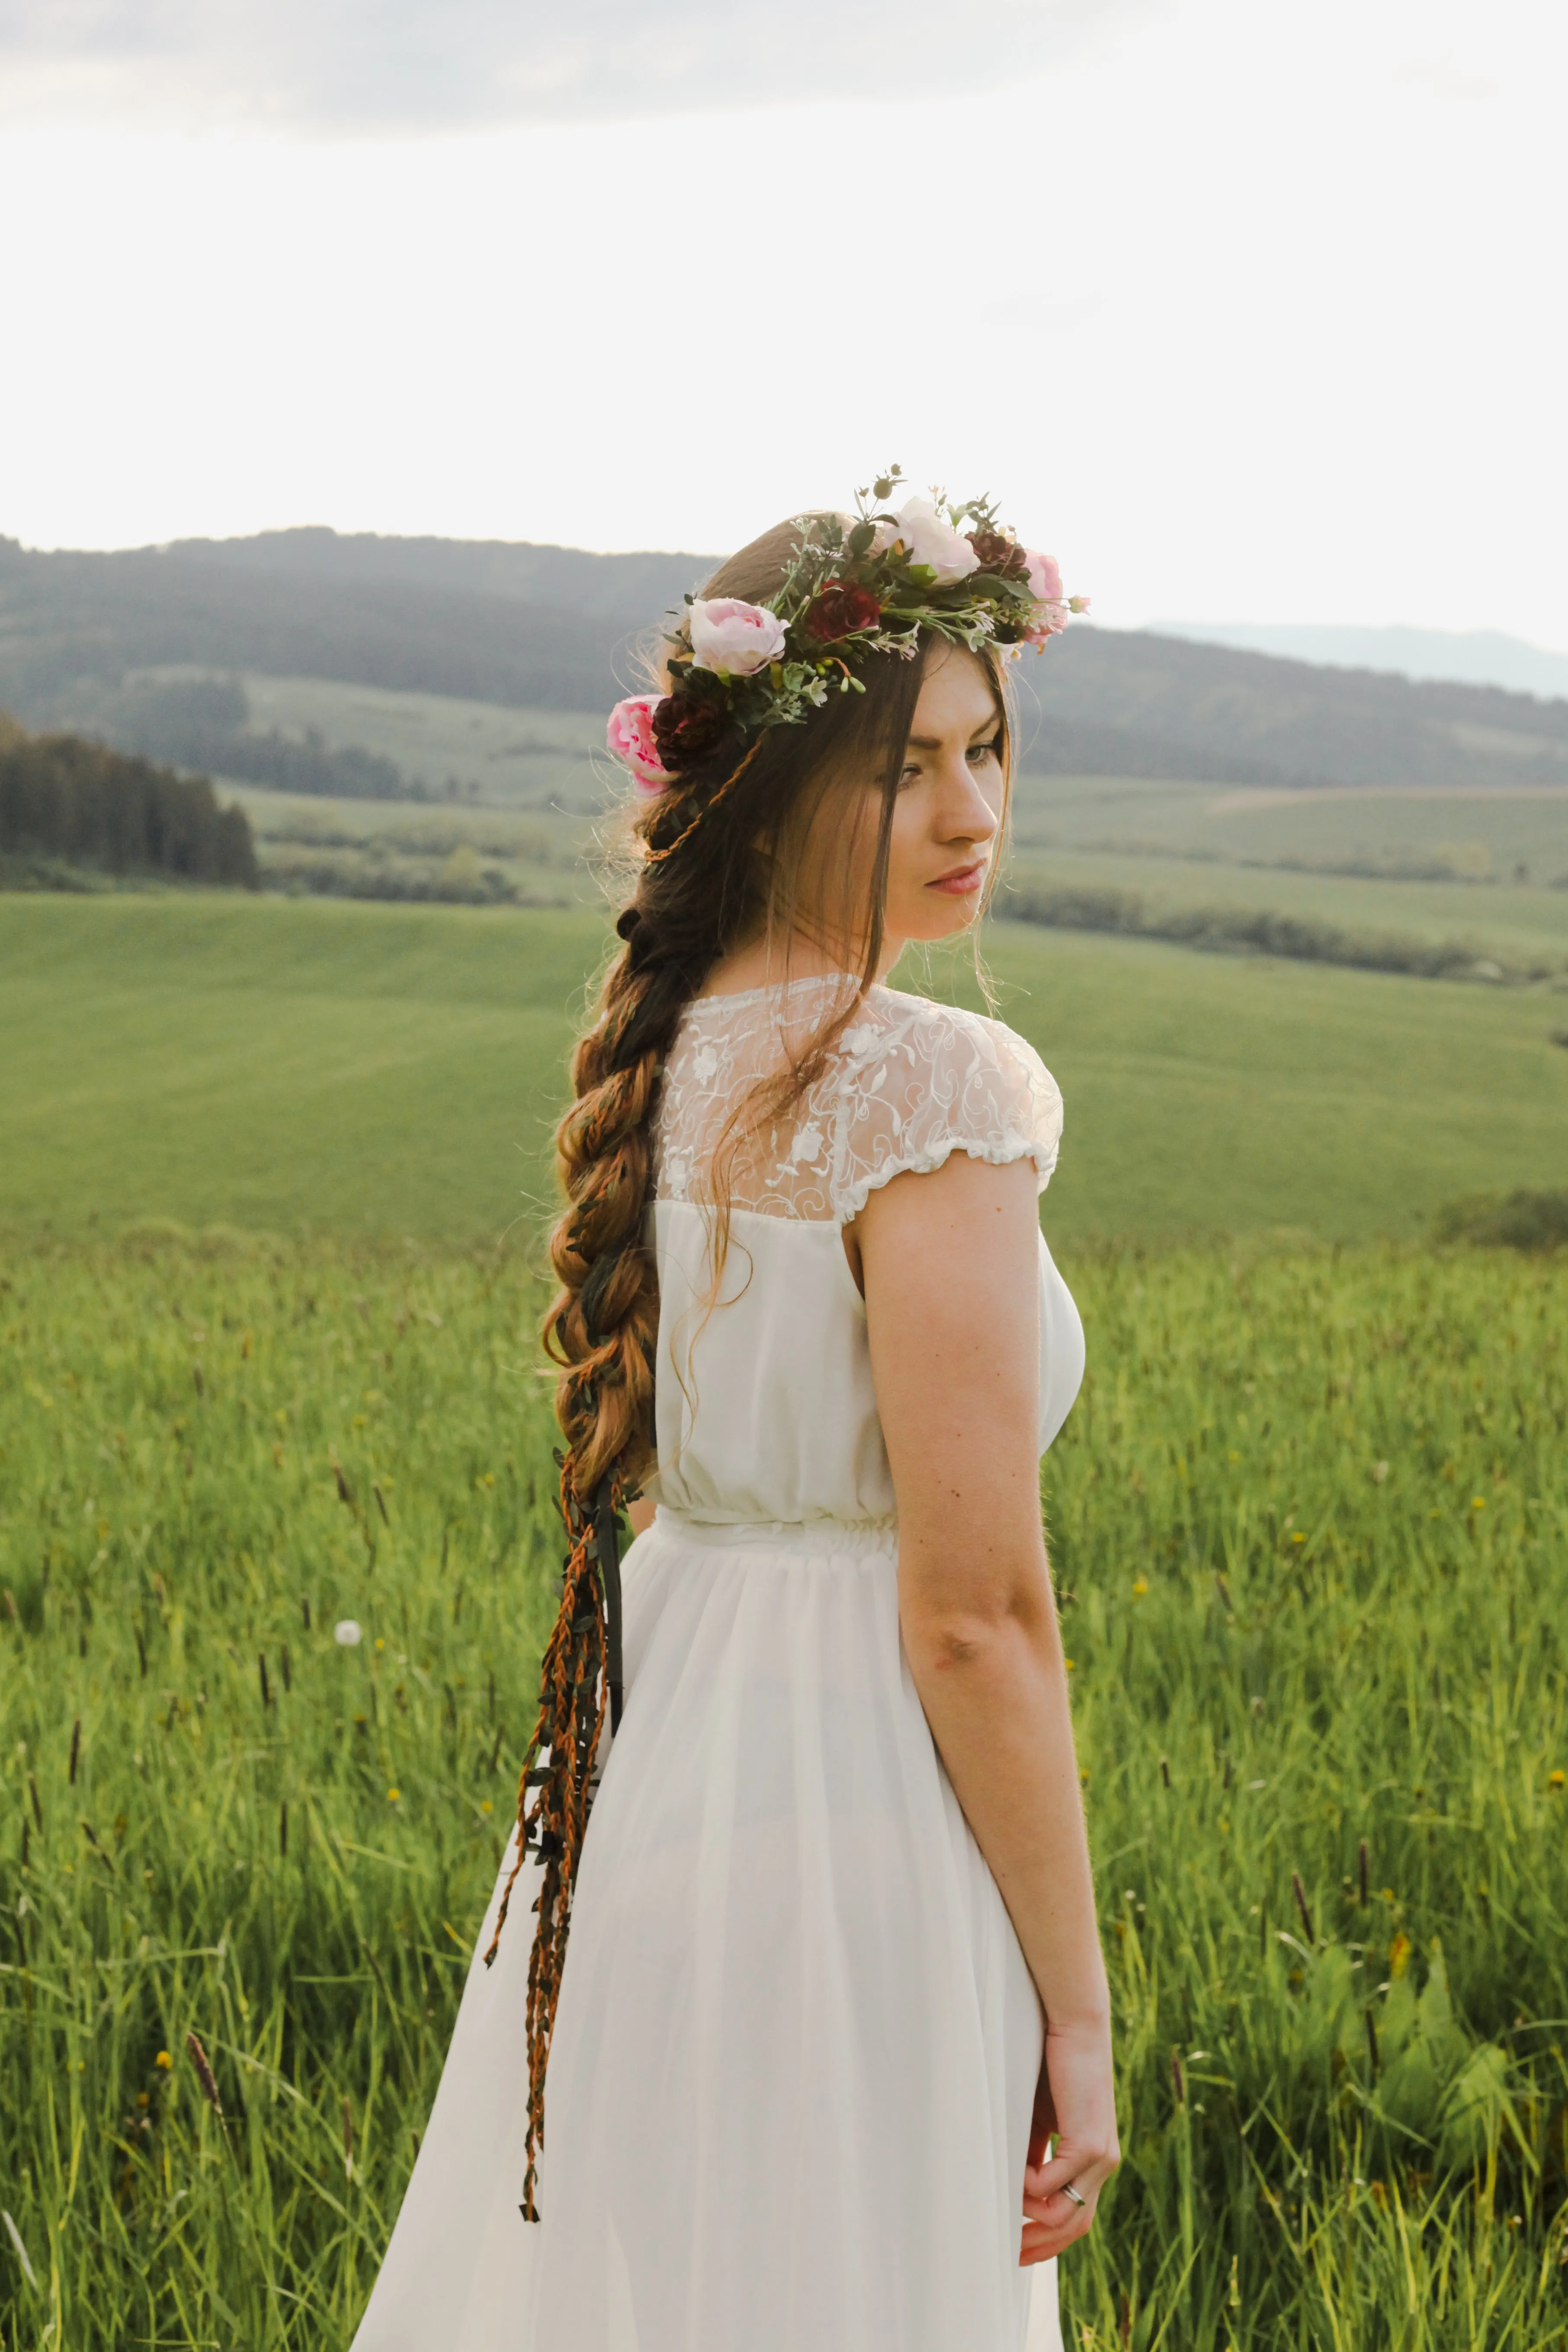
[934,750,1000,846]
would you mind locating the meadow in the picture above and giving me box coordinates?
[3,881,1568,2347]
[1,1233,1565,2349]
[3,894,1567,1250]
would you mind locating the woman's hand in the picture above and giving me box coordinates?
[1020,2019,1119,2266]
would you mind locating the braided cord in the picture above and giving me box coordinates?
[642,733,764,863]
[483,1454,625,2220]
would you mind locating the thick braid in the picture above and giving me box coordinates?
[544,946,693,1496]
[487,925,696,2220]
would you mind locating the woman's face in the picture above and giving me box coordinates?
[880,644,1005,950]
[784,642,1005,971]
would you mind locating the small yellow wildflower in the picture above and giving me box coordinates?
[374,1637,385,1652]
[1548,1769,1565,1791]
[155,2051,172,2069]
[1291,1532,1307,1545]
[1471,1495,1486,1511]
[1132,1577,1149,1598]
[387,1788,401,1804]
[480,1800,493,1815]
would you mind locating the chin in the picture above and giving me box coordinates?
[895,897,986,946]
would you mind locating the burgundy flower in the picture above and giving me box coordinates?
[650,690,731,770]
[966,528,1030,581]
[804,581,883,642]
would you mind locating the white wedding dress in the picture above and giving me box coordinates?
[352,975,1084,2352]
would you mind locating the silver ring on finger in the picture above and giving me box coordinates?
[1061,2182,1088,2208]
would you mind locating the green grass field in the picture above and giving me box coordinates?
[1006,845,1568,975]
[3,893,1565,1249]
[2,1235,1564,2349]
[3,886,1567,2346]
[1005,764,1568,883]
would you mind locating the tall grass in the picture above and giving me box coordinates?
[1,1235,1565,2348]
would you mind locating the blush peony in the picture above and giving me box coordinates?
[605,695,675,791]
[892,495,981,586]
[1023,550,1064,604]
[688,597,787,677]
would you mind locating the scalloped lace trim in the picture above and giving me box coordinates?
[833,1133,1060,1228]
[653,979,1063,1227]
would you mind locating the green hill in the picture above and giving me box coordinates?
[7,526,1568,788]
[2,894,1563,1247]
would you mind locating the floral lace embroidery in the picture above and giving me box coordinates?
[652,975,1063,1227]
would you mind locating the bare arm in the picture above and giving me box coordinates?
[852,1151,1117,2256]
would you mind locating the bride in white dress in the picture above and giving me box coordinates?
[351,491,1118,2351]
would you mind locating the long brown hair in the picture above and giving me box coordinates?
[487,516,1013,2216]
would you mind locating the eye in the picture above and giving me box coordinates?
[966,737,1002,767]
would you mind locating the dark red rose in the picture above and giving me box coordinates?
[650,690,731,770]
[804,581,883,641]
[966,528,1029,580]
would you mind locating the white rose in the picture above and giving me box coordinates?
[893,496,980,587]
[687,596,788,678]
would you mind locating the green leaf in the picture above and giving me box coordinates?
[846,521,876,559]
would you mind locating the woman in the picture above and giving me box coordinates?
[353,480,1117,2352]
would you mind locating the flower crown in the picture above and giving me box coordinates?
[605,466,1087,805]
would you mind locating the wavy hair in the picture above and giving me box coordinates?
[489,516,1014,2217]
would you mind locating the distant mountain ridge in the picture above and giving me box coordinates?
[1152,620,1568,702]
[4,528,1568,791]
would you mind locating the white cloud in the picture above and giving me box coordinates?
[0,0,1153,132]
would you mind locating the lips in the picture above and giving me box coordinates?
[927,859,986,896]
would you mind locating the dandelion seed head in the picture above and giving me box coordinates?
[334,1620,362,1646]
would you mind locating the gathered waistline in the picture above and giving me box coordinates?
[649,1508,898,1557]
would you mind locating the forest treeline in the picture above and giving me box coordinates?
[0,717,258,887]
[5,529,1568,789]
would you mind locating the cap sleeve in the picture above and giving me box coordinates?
[829,996,1064,1227]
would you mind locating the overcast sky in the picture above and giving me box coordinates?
[3,0,1565,647]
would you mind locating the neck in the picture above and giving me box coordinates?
[699,925,907,1000]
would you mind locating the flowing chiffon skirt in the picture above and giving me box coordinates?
[351,1513,1062,2352]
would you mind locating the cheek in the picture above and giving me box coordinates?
[883,798,928,909]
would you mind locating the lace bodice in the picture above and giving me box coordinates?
[652,975,1063,1226]
[642,974,1083,1527]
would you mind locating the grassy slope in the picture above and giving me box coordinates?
[1008,765,1568,876]
[189,670,1568,870]
[1006,844,1568,969]
[3,895,1565,1247]
[1,1238,1564,2348]
[235,675,605,811]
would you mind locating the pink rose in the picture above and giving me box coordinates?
[1023,549,1063,603]
[606,694,674,792]
[892,495,981,587]
[687,596,787,677]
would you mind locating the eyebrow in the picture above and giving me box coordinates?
[905,722,1001,750]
